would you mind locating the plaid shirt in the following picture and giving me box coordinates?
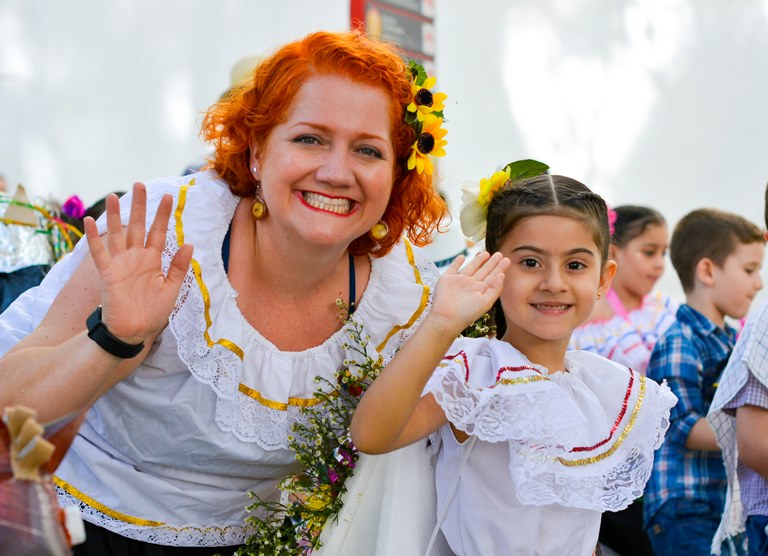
[644,304,736,525]
[723,373,768,517]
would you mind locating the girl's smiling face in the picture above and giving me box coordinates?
[499,214,616,360]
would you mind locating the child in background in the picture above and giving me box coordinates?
[644,208,765,556]
[570,205,677,375]
[350,166,677,556]
[570,205,677,556]
[708,186,768,556]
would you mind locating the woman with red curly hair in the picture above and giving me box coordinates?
[0,31,449,554]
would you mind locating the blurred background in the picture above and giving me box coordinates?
[2,0,768,302]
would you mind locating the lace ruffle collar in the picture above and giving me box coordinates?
[163,172,437,449]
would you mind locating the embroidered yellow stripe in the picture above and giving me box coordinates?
[376,239,430,353]
[555,375,647,467]
[53,476,165,527]
[174,179,244,360]
[238,383,328,410]
[498,375,550,386]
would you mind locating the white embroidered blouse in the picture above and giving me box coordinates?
[425,338,677,556]
[0,171,439,547]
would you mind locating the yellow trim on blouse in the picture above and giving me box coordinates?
[238,383,327,410]
[53,476,165,527]
[376,239,430,353]
[174,179,244,360]
[555,375,647,467]
[174,181,428,410]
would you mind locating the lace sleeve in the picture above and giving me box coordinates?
[424,351,589,449]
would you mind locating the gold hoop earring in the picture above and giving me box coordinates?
[252,183,267,221]
[370,220,389,240]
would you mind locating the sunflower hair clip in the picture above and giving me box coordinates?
[460,159,550,242]
[405,61,448,176]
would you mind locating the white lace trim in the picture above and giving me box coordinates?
[55,486,251,547]
[509,379,675,512]
[428,363,588,448]
[147,173,439,451]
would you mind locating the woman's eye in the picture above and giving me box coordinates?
[358,146,383,159]
[294,135,320,145]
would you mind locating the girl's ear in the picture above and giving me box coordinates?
[597,260,617,298]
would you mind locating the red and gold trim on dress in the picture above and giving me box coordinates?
[175,179,429,410]
[556,374,646,467]
[442,349,646,467]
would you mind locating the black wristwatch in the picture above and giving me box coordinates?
[86,306,145,359]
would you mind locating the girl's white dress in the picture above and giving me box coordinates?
[424,337,677,556]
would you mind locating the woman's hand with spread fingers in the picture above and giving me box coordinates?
[84,182,194,345]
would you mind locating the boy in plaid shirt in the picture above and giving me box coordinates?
[644,208,765,556]
[709,186,768,556]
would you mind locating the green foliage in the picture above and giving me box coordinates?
[236,303,383,555]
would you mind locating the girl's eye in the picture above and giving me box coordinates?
[358,146,383,159]
[522,258,539,268]
[567,261,586,270]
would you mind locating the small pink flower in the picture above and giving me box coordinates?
[607,207,618,237]
[62,195,86,219]
[328,467,339,484]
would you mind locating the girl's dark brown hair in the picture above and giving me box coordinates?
[485,174,610,338]
[611,205,666,247]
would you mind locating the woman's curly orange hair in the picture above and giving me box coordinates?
[200,30,447,257]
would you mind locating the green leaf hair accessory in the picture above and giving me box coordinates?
[460,159,550,242]
[405,61,448,176]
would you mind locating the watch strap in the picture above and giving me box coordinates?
[86,306,144,359]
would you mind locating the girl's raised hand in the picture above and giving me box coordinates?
[429,251,510,335]
[84,182,193,345]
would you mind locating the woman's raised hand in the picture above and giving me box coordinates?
[84,182,193,345]
[429,252,510,335]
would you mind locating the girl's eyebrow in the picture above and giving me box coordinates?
[512,245,597,258]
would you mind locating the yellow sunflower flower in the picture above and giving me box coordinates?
[407,75,448,121]
[407,114,448,176]
[477,169,511,207]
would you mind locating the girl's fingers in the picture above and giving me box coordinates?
[84,216,109,271]
[126,183,147,248]
[105,194,124,256]
[470,252,504,282]
[146,194,173,252]
[442,254,466,276]
[459,250,491,276]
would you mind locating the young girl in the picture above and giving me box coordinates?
[570,205,677,375]
[350,171,677,556]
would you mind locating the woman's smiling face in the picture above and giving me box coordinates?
[250,74,395,250]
